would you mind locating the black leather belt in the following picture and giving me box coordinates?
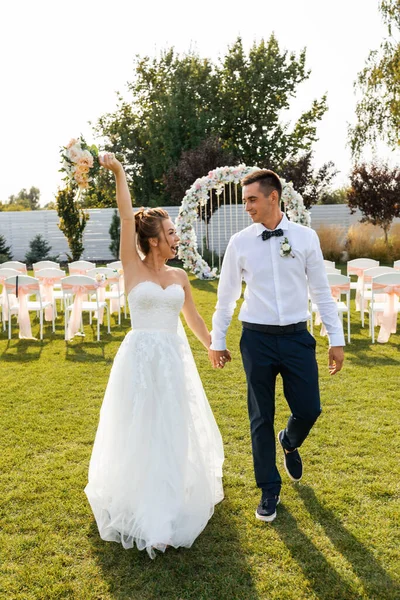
[242,321,307,334]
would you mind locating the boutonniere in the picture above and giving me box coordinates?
[280,237,295,258]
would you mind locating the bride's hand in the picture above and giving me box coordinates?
[99,152,123,175]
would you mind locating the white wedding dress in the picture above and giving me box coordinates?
[85,281,224,558]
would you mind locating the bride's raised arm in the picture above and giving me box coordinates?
[99,153,139,266]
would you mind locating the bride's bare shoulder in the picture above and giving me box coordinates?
[168,266,189,286]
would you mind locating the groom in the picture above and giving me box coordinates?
[208,169,345,522]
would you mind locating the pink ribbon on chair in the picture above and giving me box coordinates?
[372,283,400,343]
[40,277,57,321]
[64,284,89,341]
[348,267,365,311]
[64,282,100,340]
[5,282,38,339]
[330,283,350,301]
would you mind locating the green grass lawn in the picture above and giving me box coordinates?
[0,276,399,600]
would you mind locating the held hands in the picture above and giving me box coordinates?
[208,348,232,369]
[99,152,123,175]
[328,346,344,375]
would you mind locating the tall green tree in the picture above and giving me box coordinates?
[95,37,327,206]
[349,1,400,154]
[56,187,89,260]
[217,37,327,168]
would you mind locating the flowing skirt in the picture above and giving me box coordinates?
[85,325,224,558]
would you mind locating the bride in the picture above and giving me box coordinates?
[84,153,225,558]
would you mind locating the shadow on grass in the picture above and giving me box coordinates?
[89,500,259,600]
[273,503,357,600]
[65,341,113,364]
[0,338,48,361]
[296,485,400,600]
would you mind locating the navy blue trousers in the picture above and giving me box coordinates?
[240,327,321,496]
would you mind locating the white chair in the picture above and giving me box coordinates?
[4,275,54,339]
[33,260,60,274]
[394,260,400,271]
[61,275,110,341]
[369,273,400,343]
[68,260,95,275]
[323,260,335,268]
[346,258,380,322]
[310,274,351,343]
[107,261,122,270]
[1,261,27,273]
[360,266,395,327]
[0,267,19,330]
[324,267,341,274]
[87,267,126,324]
[35,268,66,318]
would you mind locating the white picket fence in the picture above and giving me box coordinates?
[1,205,398,262]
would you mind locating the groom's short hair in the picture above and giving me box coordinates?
[241,169,282,200]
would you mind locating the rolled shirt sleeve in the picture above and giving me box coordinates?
[306,230,345,347]
[210,237,243,350]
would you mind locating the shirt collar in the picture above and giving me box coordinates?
[255,213,289,237]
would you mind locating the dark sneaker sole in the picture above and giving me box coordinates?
[255,497,280,522]
[278,430,302,482]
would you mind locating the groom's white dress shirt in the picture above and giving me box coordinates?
[210,213,345,350]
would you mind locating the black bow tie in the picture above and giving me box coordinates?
[262,228,284,241]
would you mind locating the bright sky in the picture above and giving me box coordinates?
[1,0,398,205]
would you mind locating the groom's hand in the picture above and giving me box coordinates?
[328,346,344,375]
[208,349,232,369]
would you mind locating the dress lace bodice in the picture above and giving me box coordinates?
[128,281,185,333]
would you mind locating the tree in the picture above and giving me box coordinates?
[0,234,13,263]
[56,187,89,260]
[280,152,338,208]
[8,187,40,210]
[25,234,56,265]
[349,1,400,154]
[163,137,235,206]
[216,37,327,168]
[95,37,327,206]
[109,210,120,258]
[348,161,400,244]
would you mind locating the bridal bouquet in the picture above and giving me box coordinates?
[60,137,99,191]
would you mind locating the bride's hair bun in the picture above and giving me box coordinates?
[134,207,169,255]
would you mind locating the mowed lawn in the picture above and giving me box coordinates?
[0,275,399,600]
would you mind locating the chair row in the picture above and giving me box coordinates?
[323,258,400,272]
[0,270,126,341]
[310,272,400,344]
[0,260,122,274]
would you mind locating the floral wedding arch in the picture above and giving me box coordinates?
[175,165,311,280]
